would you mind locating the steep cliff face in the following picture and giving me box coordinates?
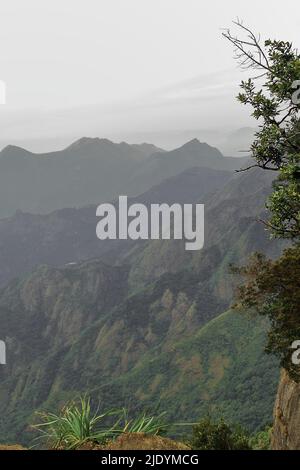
[0,257,279,445]
[272,369,300,450]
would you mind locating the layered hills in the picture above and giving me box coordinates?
[0,138,246,218]
[0,141,283,444]
[0,165,231,287]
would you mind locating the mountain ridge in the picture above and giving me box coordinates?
[0,165,232,288]
[0,164,282,445]
[0,138,247,218]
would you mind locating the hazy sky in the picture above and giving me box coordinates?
[0,0,299,150]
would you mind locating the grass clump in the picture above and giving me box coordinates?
[33,396,168,449]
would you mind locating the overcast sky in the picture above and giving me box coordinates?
[0,0,299,150]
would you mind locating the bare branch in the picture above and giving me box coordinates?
[222,20,271,73]
[235,163,279,173]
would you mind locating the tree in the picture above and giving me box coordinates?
[190,416,251,450]
[223,20,300,240]
[224,21,300,381]
[231,246,300,381]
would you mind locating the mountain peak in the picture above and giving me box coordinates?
[1,144,31,155]
[180,138,203,150]
[66,137,113,150]
[187,138,201,145]
[178,139,225,160]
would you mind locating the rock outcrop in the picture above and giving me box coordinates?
[272,369,300,450]
[97,433,190,450]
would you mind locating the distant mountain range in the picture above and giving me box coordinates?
[0,153,284,445]
[0,137,247,218]
[128,139,247,195]
[0,165,232,287]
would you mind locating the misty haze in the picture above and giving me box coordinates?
[0,0,299,455]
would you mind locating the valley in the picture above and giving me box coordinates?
[0,138,284,445]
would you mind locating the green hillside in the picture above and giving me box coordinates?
[0,160,282,446]
[0,259,279,445]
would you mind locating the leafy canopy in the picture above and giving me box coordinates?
[231,245,300,381]
[224,21,300,239]
[224,21,300,380]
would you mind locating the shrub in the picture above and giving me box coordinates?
[190,416,252,450]
[249,426,272,450]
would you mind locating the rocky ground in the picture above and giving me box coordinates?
[0,433,190,451]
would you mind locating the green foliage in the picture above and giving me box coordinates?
[33,397,118,449]
[268,163,300,238]
[33,397,168,449]
[119,409,168,435]
[233,245,300,381]
[249,426,272,450]
[105,309,279,435]
[190,416,252,450]
[7,310,277,447]
[225,21,300,382]
[224,21,300,241]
